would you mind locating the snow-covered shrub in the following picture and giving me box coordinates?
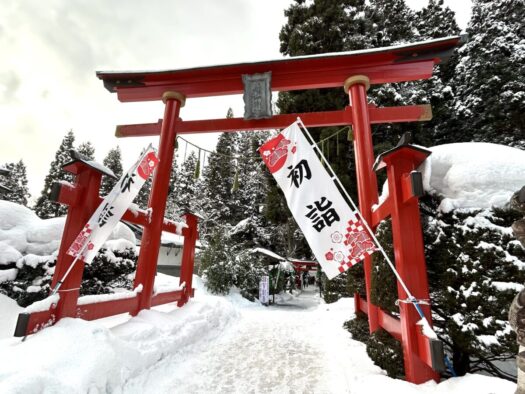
[322,271,352,304]
[346,194,525,378]
[0,201,138,307]
[0,247,138,307]
[367,328,405,379]
[200,218,269,298]
[345,141,525,378]
[344,311,370,343]
[79,245,137,296]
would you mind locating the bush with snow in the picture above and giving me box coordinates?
[348,142,525,379]
[0,201,138,306]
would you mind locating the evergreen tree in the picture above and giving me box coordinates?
[77,141,95,160]
[347,194,525,378]
[170,151,198,219]
[449,0,525,147]
[365,0,415,47]
[100,146,123,196]
[0,160,30,206]
[200,132,238,232]
[164,152,180,220]
[409,0,461,147]
[34,130,75,218]
[134,177,152,210]
[415,0,460,40]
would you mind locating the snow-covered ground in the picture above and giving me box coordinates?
[0,274,515,393]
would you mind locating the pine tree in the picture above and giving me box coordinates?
[421,197,525,378]
[200,132,238,232]
[134,177,152,210]
[415,0,460,40]
[34,130,75,218]
[100,146,123,196]
[77,141,95,160]
[450,0,525,147]
[0,160,30,206]
[171,151,198,219]
[409,0,461,147]
[365,0,415,47]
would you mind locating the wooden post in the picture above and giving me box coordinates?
[134,91,185,313]
[344,75,380,332]
[178,212,198,306]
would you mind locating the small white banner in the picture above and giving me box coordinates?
[259,121,376,279]
[67,145,159,264]
[259,275,269,304]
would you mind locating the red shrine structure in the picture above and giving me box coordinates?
[15,35,462,384]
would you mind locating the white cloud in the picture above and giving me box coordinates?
[0,0,472,201]
[0,0,292,199]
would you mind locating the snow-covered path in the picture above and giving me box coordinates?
[124,287,354,393]
[0,278,516,393]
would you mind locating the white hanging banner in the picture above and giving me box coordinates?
[67,144,159,264]
[259,121,376,279]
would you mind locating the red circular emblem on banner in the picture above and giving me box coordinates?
[138,152,159,180]
[259,134,291,174]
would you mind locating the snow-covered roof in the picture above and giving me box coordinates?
[253,247,286,262]
[160,231,203,249]
[64,150,115,178]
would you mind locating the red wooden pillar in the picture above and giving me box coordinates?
[134,91,185,313]
[51,165,104,319]
[344,75,380,332]
[379,145,439,383]
[177,212,198,307]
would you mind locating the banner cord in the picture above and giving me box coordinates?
[176,125,348,162]
[296,117,434,333]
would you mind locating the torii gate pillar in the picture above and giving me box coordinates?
[344,75,380,333]
[133,91,186,313]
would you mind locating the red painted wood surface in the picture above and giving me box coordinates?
[177,213,198,307]
[133,95,183,313]
[96,36,462,101]
[16,290,186,336]
[51,165,104,321]
[115,105,432,138]
[381,146,438,383]
[347,81,380,333]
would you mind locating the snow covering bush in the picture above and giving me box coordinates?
[347,142,525,379]
[200,217,269,299]
[0,201,138,306]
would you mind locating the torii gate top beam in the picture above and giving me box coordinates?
[96,36,463,102]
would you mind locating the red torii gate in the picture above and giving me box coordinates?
[16,36,462,385]
[96,35,462,384]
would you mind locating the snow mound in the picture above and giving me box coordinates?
[380,142,525,212]
[0,275,237,394]
[0,201,137,265]
[421,143,525,212]
[0,294,22,339]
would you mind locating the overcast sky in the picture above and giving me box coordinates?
[0,0,472,200]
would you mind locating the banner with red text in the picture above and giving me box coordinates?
[67,144,159,264]
[259,121,376,279]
